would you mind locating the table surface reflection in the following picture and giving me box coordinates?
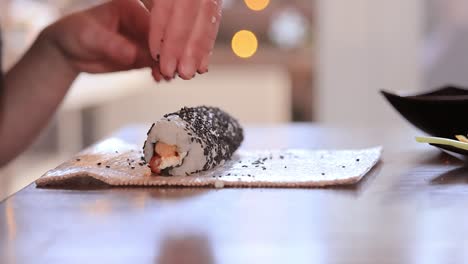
[1,124,468,263]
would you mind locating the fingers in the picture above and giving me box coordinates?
[152,65,162,82]
[149,0,174,61]
[79,22,138,67]
[159,0,201,79]
[84,0,151,68]
[148,0,222,80]
[133,44,154,68]
[198,52,212,73]
[181,0,221,77]
[199,0,222,72]
[113,0,151,43]
[112,0,155,70]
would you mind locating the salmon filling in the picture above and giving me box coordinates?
[149,142,185,174]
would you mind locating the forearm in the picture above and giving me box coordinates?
[0,32,78,166]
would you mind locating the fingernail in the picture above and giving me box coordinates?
[199,55,210,73]
[164,57,177,77]
[152,68,161,82]
[181,57,196,78]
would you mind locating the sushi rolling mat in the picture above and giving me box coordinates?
[35,138,382,189]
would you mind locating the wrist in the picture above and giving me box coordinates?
[34,27,80,81]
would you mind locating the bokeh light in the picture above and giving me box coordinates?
[269,8,308,50]
[231,30,258,58]
[244,0,270,11]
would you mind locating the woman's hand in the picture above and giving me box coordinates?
[42,0,154,75]
[148,0,223,80]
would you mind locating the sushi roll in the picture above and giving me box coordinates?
[143,106,244,176]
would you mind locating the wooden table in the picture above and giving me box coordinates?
[1,124,467,263]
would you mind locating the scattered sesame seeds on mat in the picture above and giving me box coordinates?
[35,138,382,189]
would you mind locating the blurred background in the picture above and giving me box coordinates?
[1,0,468,195]
[0,0,312,145]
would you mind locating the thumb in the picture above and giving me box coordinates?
[86,22,138,66]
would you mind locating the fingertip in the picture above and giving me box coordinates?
[176,67,193,80]
[198,54,211,73]
[178,57,197,80]
[160,56,177,79]
[152,66,162,82]
[177,73,191,80]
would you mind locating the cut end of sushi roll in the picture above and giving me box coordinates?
[143,106,243,176]
[143,115,207,176]
[148,142,187,174]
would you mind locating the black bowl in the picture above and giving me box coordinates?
[381,86,468,138]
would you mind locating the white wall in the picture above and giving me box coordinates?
[424,0,468,88]
[316,0,424,125]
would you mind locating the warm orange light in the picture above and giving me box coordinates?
[231,30,258,59]
[244,0,270,11]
